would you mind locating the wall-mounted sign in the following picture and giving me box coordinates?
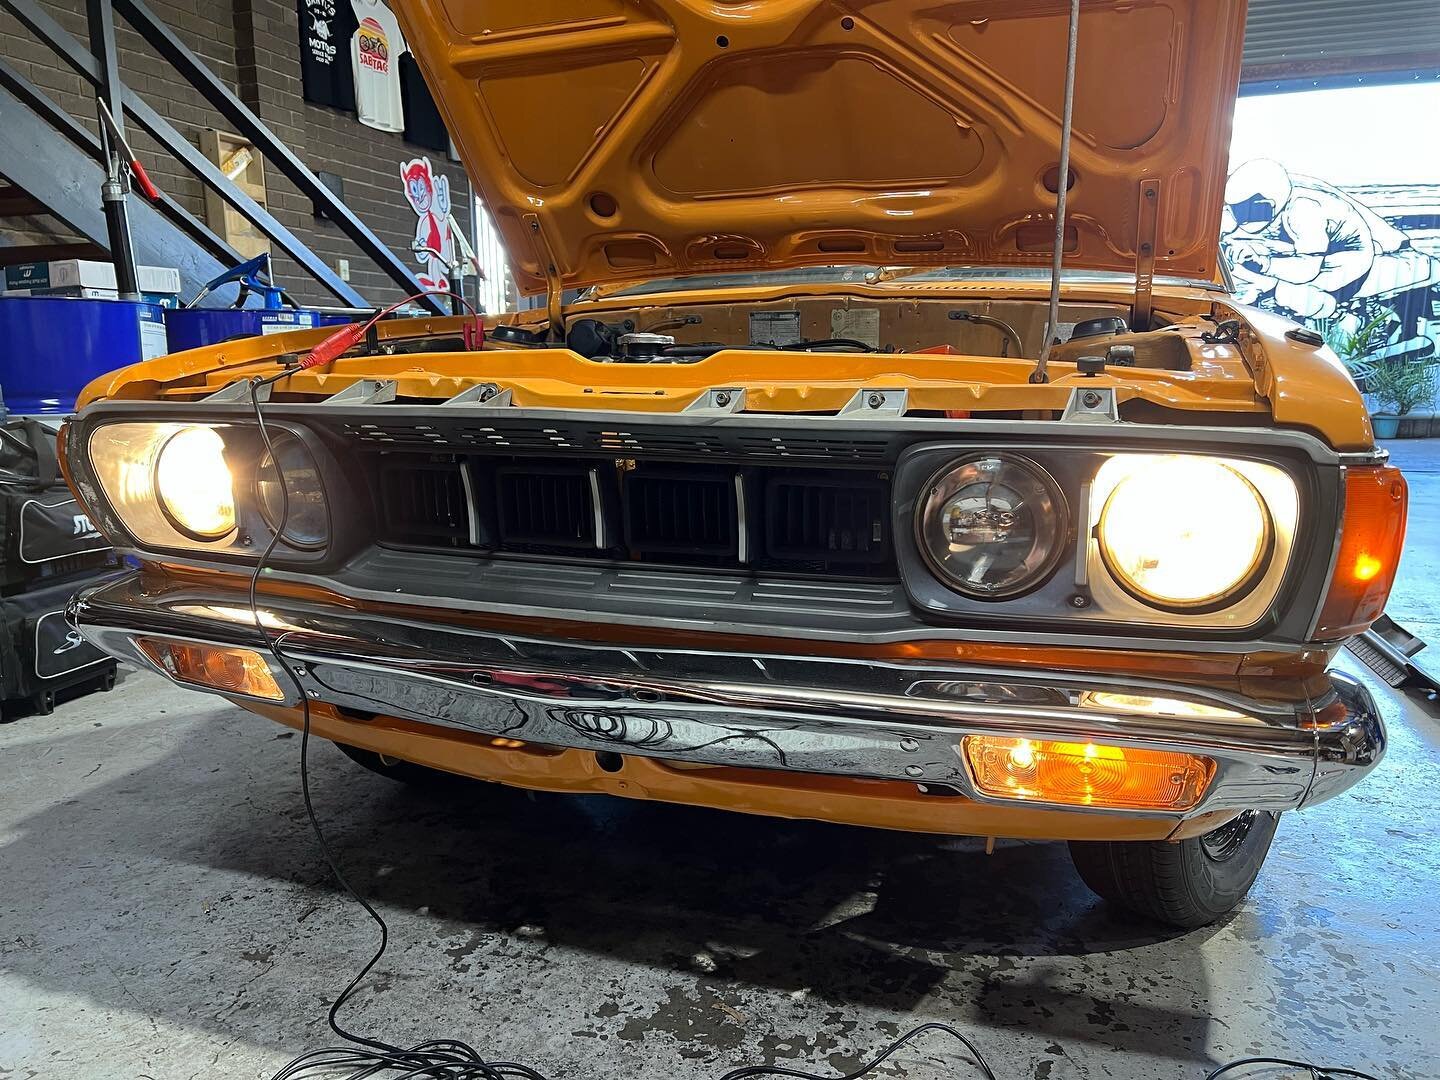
[401,156,454,293]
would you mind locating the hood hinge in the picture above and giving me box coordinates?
[1133,178,1161,331]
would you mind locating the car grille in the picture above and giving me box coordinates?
[371,454,895,577]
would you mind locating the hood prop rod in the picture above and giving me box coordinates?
[1032,0,1081,385]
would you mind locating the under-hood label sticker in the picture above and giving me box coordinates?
[748,310,800,347]
[830,307,880,349]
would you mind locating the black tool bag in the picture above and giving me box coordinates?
[0,573,117,716]
[0,418,117,594]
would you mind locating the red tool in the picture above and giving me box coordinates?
[96,99,160,202]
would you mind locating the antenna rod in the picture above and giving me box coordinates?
[1032,0,1081,385]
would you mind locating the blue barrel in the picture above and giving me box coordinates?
[164,307,321,351]
[0,297,168,414]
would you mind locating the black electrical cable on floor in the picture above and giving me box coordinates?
[246,370,399,1057]
[1204,1057,1382,1080]
[239,368,1000,1080]
[241,363,1382,1080]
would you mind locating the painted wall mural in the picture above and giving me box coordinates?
[1219,158,1440,416]
[1220,78,1440,428]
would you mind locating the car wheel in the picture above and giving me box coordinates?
[333,740,450,786]
[1067,810,1280,928]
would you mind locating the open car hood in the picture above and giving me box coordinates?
[398,0,1247,295]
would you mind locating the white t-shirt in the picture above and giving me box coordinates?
[351,0,405,133]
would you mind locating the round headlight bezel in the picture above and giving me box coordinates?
[1095,455,1275,612]
[915,453,1071,601]
[153,425,237,542]
[254,431,331,551]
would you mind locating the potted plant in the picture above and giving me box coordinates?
[1364,358,1437,438]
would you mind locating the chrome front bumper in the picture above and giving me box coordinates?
[69,572,1385,821]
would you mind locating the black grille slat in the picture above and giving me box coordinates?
[496,467,595,549]
[343,422,891,463]
[373,456,894,578]
[764,473,890,567]
[624,470,736,558]
[380,461,469,546]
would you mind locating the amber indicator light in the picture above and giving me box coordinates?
[138,637,285,700]
[963,735,1216,812]
[1315,466,1408,640]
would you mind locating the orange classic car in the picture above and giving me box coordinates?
[61,0,1406,928]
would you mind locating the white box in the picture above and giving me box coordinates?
[43,260,181,296]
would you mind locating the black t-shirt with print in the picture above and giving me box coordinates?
[400,52,447,151]
[299,0,359,111]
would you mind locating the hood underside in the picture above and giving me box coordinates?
[397,0,1248,294]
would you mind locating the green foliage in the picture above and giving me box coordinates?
[1326,312,1390,375]
[1365,358,1437,417]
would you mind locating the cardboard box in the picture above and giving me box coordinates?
[3,260,181,297]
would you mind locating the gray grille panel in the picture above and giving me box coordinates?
[342,548,913,633]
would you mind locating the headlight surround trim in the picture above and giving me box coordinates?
[79,417,341,564]
[892,439,1314,638]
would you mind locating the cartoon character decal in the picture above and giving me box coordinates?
[1221,159,1440,380]
[400,156,455,293]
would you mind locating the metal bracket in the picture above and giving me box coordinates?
[521,212,566,342]
[684,388,746,414]
[839,389,908,418]
[1061,386,1119,424]
[203,379,269,403]
[319,379,397,406]
[1133,178,1160,331]
[441,383,511,408]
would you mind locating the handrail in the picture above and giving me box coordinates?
[0,0,444,313]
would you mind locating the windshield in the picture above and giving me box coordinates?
[598,264,1221,298]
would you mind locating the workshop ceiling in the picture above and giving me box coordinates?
[1243,0,1440,86]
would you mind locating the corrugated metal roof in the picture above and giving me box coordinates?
[1243,0,1440,79]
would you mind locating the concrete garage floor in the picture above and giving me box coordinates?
[2,449,1438,1079]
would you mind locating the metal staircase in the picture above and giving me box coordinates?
[0,0,444,311]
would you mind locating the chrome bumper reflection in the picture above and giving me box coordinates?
[69,572,1384,820]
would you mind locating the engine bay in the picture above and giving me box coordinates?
[489,296,1196,371]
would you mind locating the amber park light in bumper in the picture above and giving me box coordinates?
[962,735,1216,812]
[137,637,284,700]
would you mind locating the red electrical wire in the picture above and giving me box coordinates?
[298,289,483,370]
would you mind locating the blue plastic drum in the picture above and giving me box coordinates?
[163,308,321,351]
[0,297,168,414]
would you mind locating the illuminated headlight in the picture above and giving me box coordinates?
[156,426,236,539]
[84,421,329,555]
[916,454,1068,598]
[1095,455,1272,609]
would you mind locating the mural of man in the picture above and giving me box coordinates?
[1221,159,1419,319]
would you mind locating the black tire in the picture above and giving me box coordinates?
[333,741,452,786]
[1068,810,1280,928]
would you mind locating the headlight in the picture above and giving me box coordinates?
[83,421,331,557]
[916,454,1069,598]
[155,426,236,540]
[1095,455,1272,609]
[256,433,329,549]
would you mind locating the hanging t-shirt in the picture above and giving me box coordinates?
[299,0,358,110]
[351,0,405,133]
[400,53,447,151]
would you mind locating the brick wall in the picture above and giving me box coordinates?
[0,0,474,309]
